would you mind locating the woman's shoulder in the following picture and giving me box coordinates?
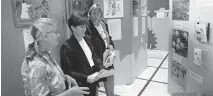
[21,57,47,75]
[21,57,51,96]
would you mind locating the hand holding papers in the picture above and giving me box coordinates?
[87,72,99,83]
[89,69,114,81]
[96,69,114,79]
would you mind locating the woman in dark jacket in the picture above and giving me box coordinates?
[85,4,115,96]
[60,13,105,96]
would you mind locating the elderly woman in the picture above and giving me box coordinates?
[86,4,115,96]
[21,18,89,96]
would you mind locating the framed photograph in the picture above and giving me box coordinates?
[172,29,189,58]
[11,0,51,28]
[195,22,210,44]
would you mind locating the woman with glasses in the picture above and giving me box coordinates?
[21,18,89,96]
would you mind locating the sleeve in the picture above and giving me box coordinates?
[22,60,50,96]
[92,52,104,72]
[102,20,115,48]
[60,44,88,83]
[85,25,91,36]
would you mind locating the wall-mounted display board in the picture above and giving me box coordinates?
[169,0,213,96]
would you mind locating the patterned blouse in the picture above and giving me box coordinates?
[21,52,66,96]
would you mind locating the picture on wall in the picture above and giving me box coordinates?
[11,0,51,28]
[104,0,124,18]
[172,29,189,58]
[172,0,190,21]
[193,48,203,66]
[171,60,187,90]
[72,0,93,15]
[132,0,140,16]
[141,0,147,16]
[195,22,210,43]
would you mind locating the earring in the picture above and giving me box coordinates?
[44,34,48,40]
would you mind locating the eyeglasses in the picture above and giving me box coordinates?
[46,30,60,37]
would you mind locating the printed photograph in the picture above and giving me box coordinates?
[172,29,188,58]
[132,0,140,16]
[171,60,187,90]
[195,22,210,43]
[172,0,189,21]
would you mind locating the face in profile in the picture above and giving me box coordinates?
[45,30,60,46]
[72,25,87,37]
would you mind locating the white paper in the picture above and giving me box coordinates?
[21,3,31,20]
[190,71,203,84]
[97,69,114,78]
[142,17,146,34]
[156,12,165,18]
[91,72,99,78]
[23,28,34,52]
[104,0,124,18]
[133,17,138,37]
[141,0,147,16]
[107,19,122,40]
[193,48,203,66]
[197,0,213,6]
[173,22,183,29]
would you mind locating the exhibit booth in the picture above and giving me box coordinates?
[2,0,148,95]
[168,0,213,96]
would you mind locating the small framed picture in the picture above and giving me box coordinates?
[195,22,210,44]
[11,0,51,28]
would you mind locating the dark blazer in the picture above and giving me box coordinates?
[86,20,115,62]
[60,35,104,96]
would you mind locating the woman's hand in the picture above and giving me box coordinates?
[65,74,78,88]
[64,86,90,96]
[103,49,111,62]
